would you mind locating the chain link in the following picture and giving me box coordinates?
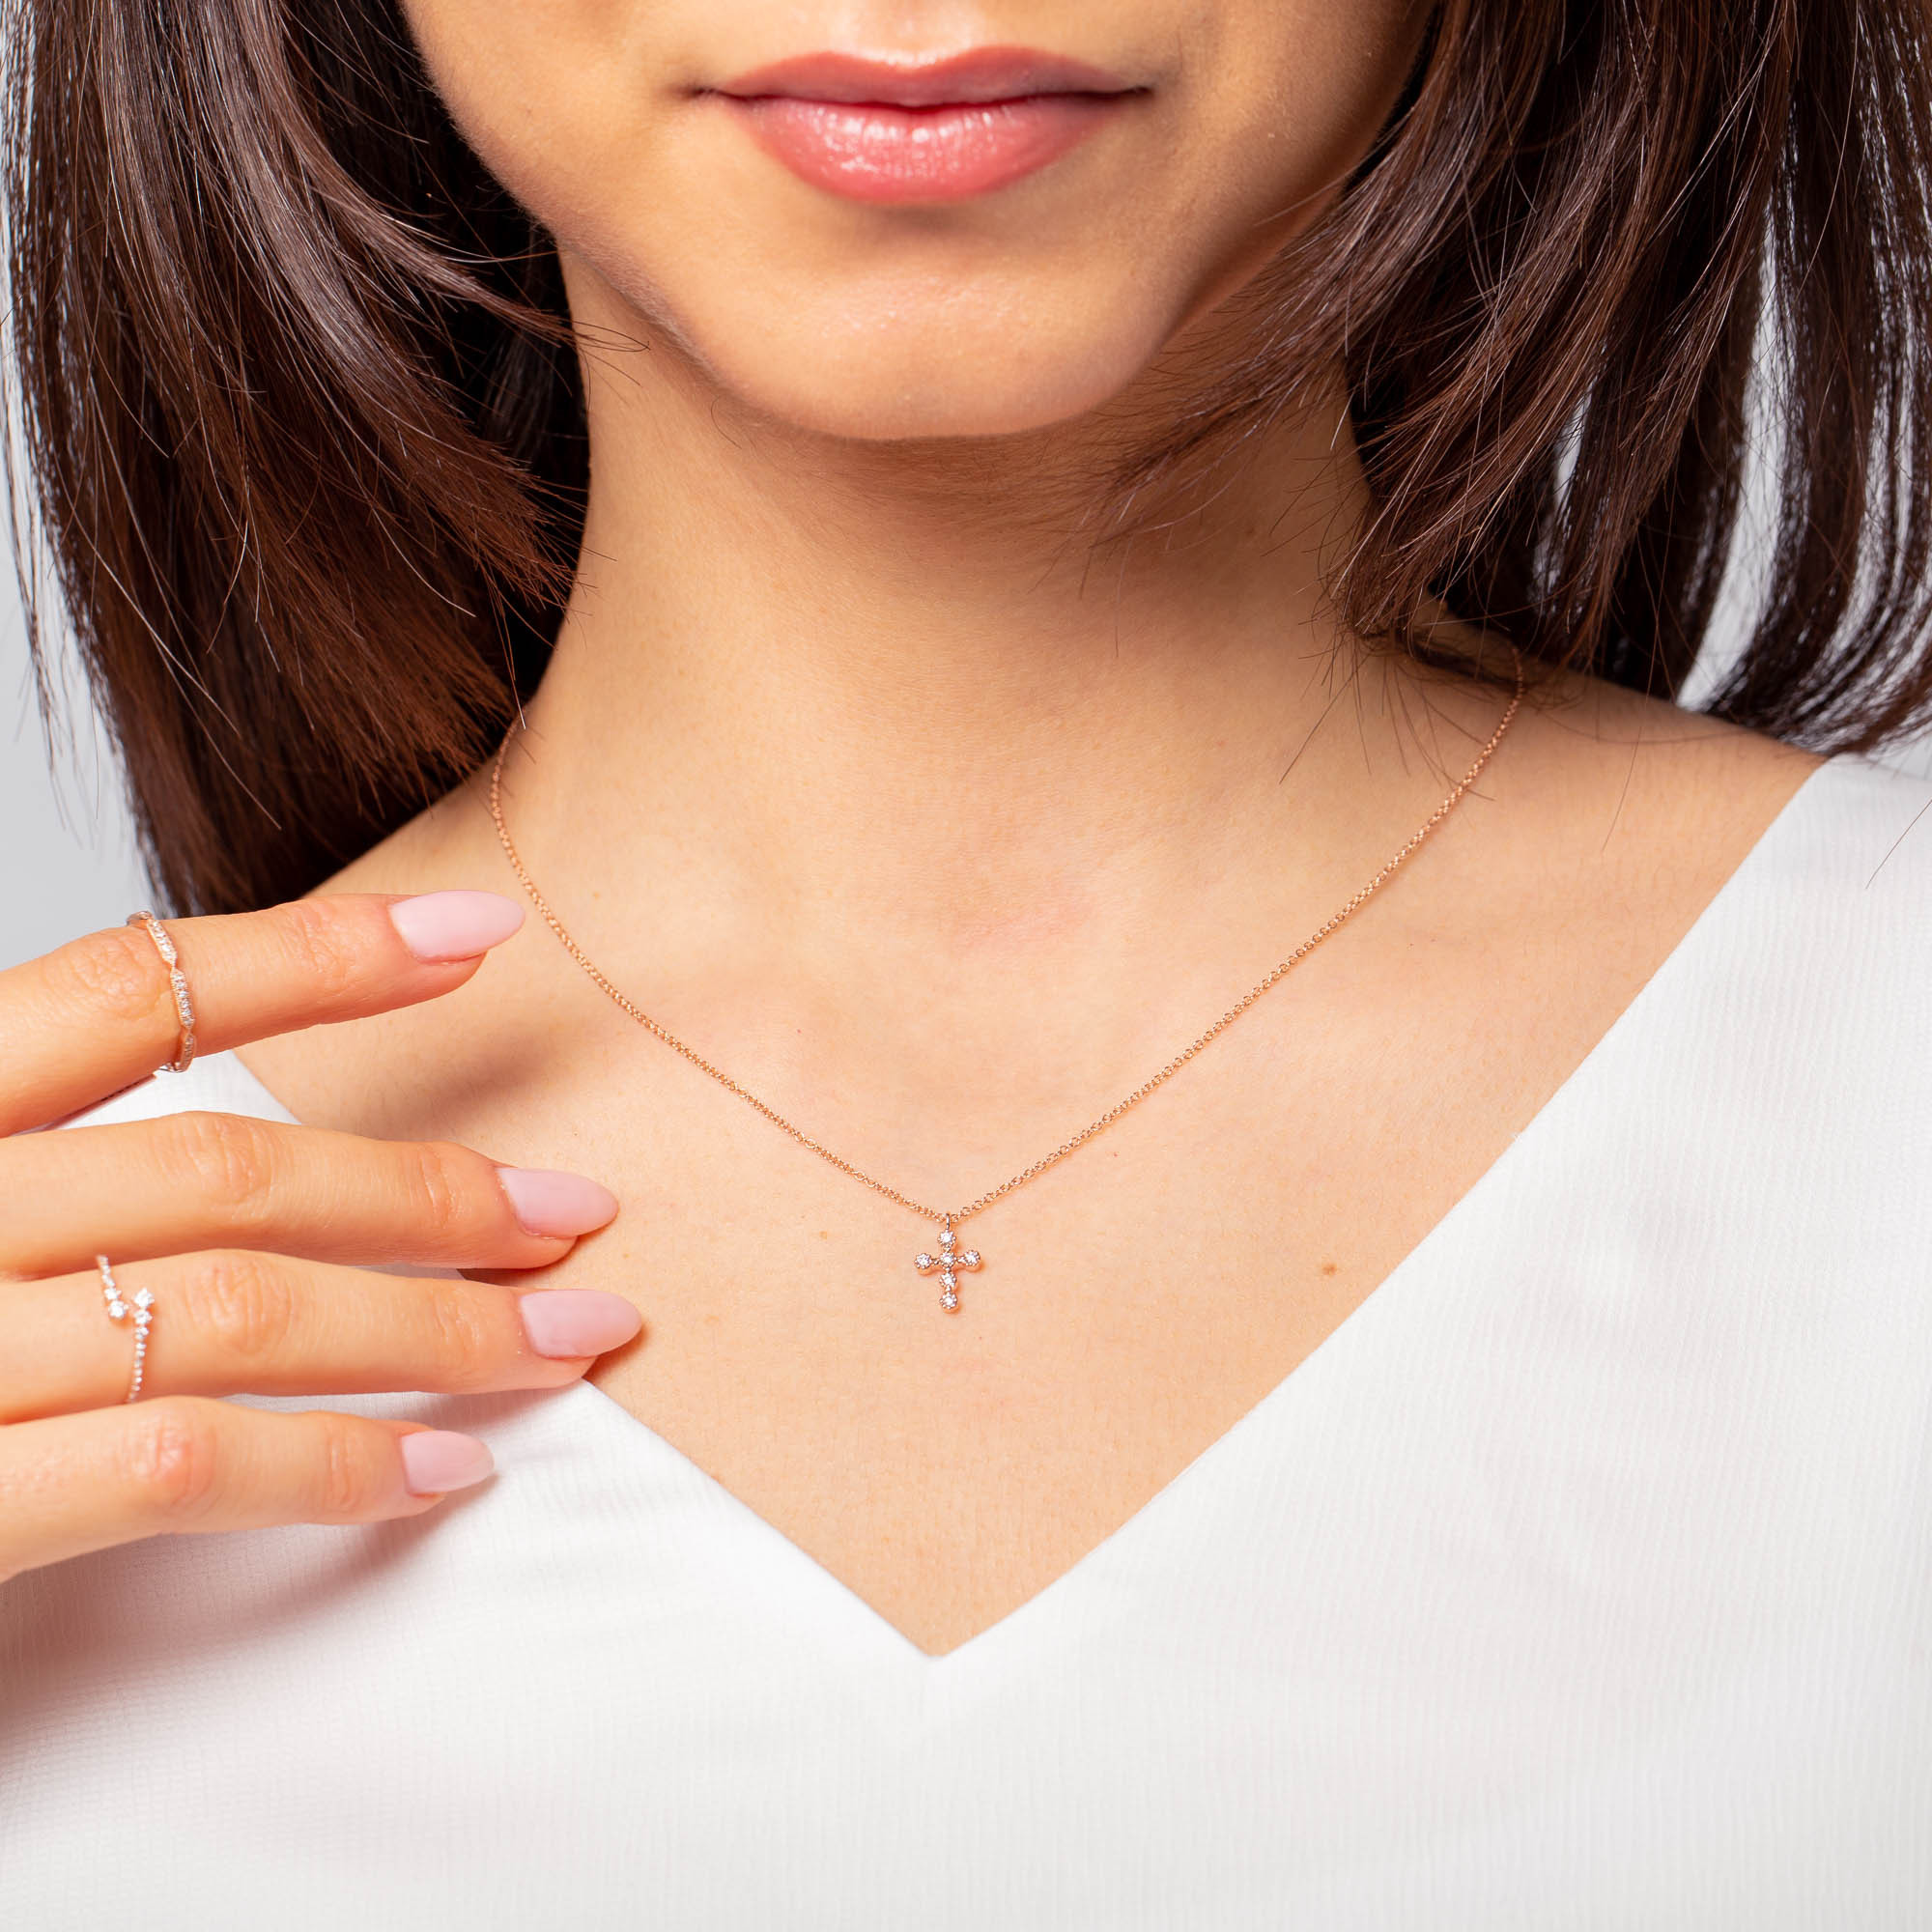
[489,650,1523,1231]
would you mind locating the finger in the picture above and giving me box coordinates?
[0,1399,494,1585]
[0,1114,617,1278]
[0,1252,643,1423]
[0,891,526,1136]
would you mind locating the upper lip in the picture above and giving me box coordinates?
[714,48,1135,107]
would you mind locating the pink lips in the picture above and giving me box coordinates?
[715,49,1135,204]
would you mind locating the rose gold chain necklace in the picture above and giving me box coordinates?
[489,651,1522,1311]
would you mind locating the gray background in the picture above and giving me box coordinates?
[3,597,151,967]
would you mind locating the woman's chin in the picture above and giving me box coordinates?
[692,323,1179,444]
[564,242,1195,445]
[746,381,1131,445]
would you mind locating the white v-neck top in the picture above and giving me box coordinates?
[5,751,1931,1930]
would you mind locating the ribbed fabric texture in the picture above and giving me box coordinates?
[3,752,1929,1929]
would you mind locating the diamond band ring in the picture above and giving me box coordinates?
[127,910,197,1075]
[98,1256,155,1404]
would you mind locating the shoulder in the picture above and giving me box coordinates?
[1647,749,1932,1187]
[1703,749,1932,1003]
[1498,665,1931,919]
[1720,751,1932,1060]
[1761,749,1932,902]
[1733,752,1932,1073]
[1474,669,1931,1102]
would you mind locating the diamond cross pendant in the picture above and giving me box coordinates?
[914,1223,982,1311]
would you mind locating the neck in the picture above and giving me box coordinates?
[511,260,1470,949]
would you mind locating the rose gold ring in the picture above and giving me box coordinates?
[98,1255,155,1403]
[127,910,196,1074]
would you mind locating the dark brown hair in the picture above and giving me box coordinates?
[7,0,1932,914]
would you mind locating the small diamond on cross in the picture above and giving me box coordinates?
[914,1223,982,1311]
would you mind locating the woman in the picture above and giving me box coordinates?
[2,0,1928,1921]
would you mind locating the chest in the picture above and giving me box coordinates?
[399,911,1647,1657]
[242,746,1813,1655]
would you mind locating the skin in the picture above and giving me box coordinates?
[0,3,1820,1653]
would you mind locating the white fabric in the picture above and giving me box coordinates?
[4,750,1930,1930]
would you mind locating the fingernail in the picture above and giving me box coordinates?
[388,891,525,962]
[496,1167,619,1238]
[399,1431,495,1495]
[518,1288,642,1358]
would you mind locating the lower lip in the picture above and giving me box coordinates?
[732,95,1115,203]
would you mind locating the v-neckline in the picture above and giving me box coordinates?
[232,755,1842,1666]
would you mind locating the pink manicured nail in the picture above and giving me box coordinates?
[518,1289,642,1358]
[388,891,526,961]
[399,1431,495,1495]
[496,1167,619,1237]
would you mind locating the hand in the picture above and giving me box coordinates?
[0,892,634,1583]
